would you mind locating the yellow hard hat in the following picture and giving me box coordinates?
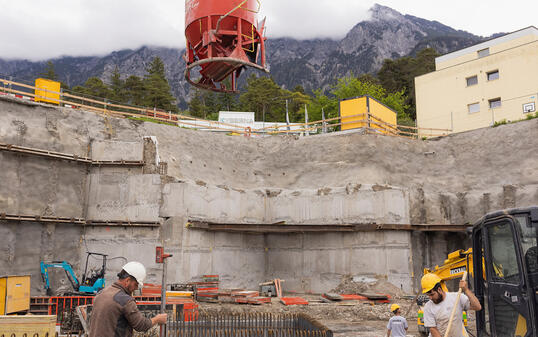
[390,304,400,312]
[421,273,442,294]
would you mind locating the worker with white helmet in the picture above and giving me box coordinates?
[421,273,481,337]
[386,303,408,337]
[89,261,167,337]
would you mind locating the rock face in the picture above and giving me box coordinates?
[0,4,485,106]
[266,4,482,91]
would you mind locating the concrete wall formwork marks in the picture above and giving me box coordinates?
[1,96,538,295]
[265,231,412,293]
[161,181,413,292]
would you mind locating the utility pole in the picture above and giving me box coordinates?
[304,104,309,136]
[262,104,266,130]
[321,107,327,133]
[285,99,290,131]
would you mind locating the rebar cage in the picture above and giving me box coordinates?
[163,312,333,337]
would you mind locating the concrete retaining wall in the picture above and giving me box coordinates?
[1,96,537,295]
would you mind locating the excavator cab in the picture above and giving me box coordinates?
[79,252,107,293]
[472,207,538,337]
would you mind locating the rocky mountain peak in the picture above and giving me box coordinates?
[368,3,406,23]
[0,5,486,107]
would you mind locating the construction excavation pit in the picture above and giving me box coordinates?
[1,94,538,336]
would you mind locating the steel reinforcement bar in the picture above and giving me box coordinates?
[164,312,333,337]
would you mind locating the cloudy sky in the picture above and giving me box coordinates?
[0,0,536,61]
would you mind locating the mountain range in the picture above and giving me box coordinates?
[0,4,490,107]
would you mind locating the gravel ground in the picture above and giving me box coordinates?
[194,296,421,337]
[134,294,479,337]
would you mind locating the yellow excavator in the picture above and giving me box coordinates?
[471,207,537,337]
[418,207,538,337]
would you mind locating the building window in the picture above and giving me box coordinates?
[466,75,478,86]
[489,98,502,109]
[478,48,490,58]
[487,70,499,81]
[468,102,480,113]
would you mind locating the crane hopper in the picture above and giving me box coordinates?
[184,0,268,93]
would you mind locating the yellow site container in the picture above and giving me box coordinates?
[340,96,368,130]
[368,97,397,134]
[35,78,61,105]
[0,315,56,336]
[339,96,397,134]
[0,275,30,315]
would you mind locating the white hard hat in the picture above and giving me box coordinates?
[122,261,146,287]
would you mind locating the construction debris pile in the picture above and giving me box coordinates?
[330,275,405,299]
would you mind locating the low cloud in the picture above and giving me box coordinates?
[260,0,372,40]
[1,0,536,61]
[0,0,184,61]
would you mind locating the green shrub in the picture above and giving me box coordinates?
[493,119,508,127]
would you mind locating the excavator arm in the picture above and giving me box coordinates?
[40,261,80,295]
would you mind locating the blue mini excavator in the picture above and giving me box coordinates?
[40,252,107,295]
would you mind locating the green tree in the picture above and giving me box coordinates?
[216,92,239,113]
[377,48,439,119]
[188,84,240,121]
[143,57,178,112]
[332,74,408,115]
[41,61,58,81]
[124,75,146,106]
[307,74,410,127]
[308,89,339,124]
[281,88,312,123]
[239,75,284,122]
[108,66,126,103]
[357,73,380,85]
[188,88,213,119]
[70,85,88,105]
[83,77,111,101]
[40,61,70,89]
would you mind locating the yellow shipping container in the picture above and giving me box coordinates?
[0,275,30,315]
[35,78,61,105]
[339,96,397,134]
[0,315,56,336]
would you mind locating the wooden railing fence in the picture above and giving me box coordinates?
[0,77,451,139]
